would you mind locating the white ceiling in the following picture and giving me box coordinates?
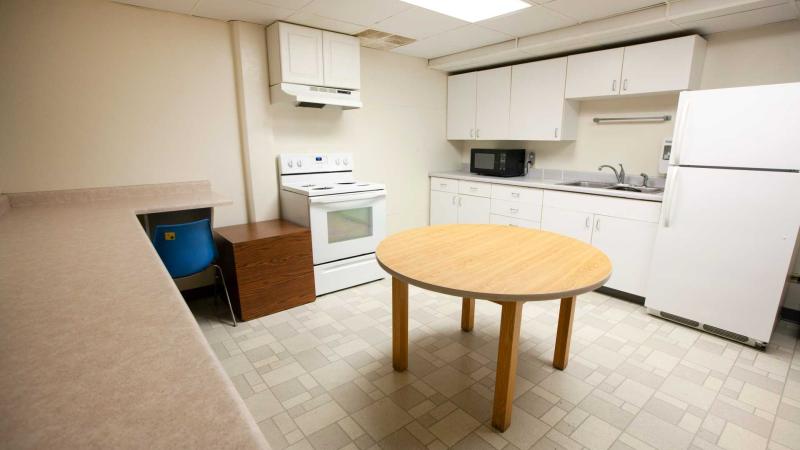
[115,0,800,62]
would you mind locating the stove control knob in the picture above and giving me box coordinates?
[343,158,349,166]
[287,160,293,168]
[297,159,303,168]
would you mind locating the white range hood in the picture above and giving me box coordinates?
[270,83,362,110]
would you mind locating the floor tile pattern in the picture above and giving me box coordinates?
[190,279,800,450]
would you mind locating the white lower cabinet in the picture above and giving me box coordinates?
[590,215,658,296]
[430,190,459,225]
[542,190,661,296]
[541,206,593,243]
[458,195,490,224]
[430,179,490,225]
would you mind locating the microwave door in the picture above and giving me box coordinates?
[308,192,387,264]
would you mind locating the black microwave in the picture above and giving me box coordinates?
[470,149,525,177]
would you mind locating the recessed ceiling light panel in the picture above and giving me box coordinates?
[400,0,532,23]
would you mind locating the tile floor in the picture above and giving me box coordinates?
[190,279,800,450]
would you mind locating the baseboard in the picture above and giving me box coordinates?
[181,285,215,301]
[781,307,800,324]
[596,286,645,305]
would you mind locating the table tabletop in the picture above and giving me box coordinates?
[376,224,612,302]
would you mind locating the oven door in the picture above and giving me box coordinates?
[308,190,387,265]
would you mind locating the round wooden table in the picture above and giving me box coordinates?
[376,224,611,431]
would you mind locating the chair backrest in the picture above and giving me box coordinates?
[152,219,217,278]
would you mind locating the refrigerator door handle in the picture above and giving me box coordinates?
[662,167,679,228]
[671,99,690,165]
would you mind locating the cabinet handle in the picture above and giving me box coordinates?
[554,128,558,139]
[509,208,519,214]
[458,196,462,207]
[440,183,447,188]
[508,223,517,227]
[585,216,590,228]
[476,129,480,139]
[511,192,520,198]
[623,79,628,91]
[470,129,474,138]
[452,196,456,205]
[469,186,478,191]
[595,218,600,232]
[612,79,617,92]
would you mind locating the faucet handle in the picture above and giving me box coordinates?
[639,172,650,187]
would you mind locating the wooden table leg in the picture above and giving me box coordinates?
[492,301,523,431]
[461,298,475,332]
[392,277,408,372]
[553,296,576,370]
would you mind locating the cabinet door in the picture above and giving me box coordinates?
[447,73,476,140]
[323,31,360,89]
[430,190,458,225]
[475,67,511,140]
[458,195,490,224]
[278,23,324,86]
[541,207,593,243]
[590,215,657,296]
[510,58,576,140]
[620,36,703,96]
[565,48,624,99]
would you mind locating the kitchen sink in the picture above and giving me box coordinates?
[559,180,663,194]
[558,181,616,188]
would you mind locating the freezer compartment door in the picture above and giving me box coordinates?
[645,167,800,343]
[672,83,800,170]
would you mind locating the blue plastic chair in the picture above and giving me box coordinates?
[152,219,237,327]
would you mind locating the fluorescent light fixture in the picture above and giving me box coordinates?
[400,0,532,23]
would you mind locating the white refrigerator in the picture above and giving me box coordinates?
[645,82,800,348]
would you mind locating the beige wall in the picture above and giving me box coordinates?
[0,0,460,233]
[0,0,249,226]
[460,20,800,177]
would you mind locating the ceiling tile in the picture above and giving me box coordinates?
[192,0,294,23]
[478,4,577,37]
[250,0,312,9]
[284,11,366,34]
[301,0,411,27]
[391,25,513,59]
[674,2,799,33]
[372,6,467,40]
[544,0,664,23]
[112,0,200,15]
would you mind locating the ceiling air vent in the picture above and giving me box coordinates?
[356,29,415,51]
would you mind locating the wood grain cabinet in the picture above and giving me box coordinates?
[215,220,316,321]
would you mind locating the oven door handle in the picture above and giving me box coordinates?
[309,190,386,204]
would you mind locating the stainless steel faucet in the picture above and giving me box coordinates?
[640,172,650,187]
[598,164,626,184]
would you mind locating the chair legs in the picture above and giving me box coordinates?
[212,264,237,327]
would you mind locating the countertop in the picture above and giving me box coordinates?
[0,186,269,449]
[430,171,664,202]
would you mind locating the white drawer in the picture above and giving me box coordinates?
[459,180,491,198]
[430,177,458,193]
[490,214,540,229]
[491,184,543,204]
[491,199,542,222]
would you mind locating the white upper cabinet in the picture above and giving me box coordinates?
[566,35,705,100]
[475,67,511,140]
[322,31,360,90]
[620,35,705,96]
[268,22,324,86]
[267,22,361,90]
[446,72,477,140]
[510,58,578,141]
[565,48,624,100]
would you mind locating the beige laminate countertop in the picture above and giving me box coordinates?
[430,171,664,202]
[0,189,269,449]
